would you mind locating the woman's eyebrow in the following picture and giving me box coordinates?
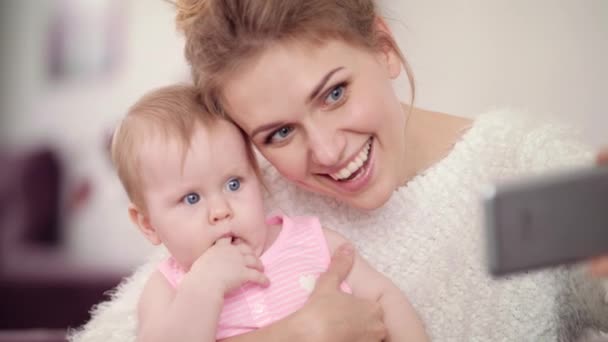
[307,66,345,103]
[250,67,344,139]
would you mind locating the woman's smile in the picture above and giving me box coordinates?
[321,137,375,193]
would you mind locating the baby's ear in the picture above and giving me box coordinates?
[128,203,161,245]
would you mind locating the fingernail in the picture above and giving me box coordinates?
[339,244,354,256]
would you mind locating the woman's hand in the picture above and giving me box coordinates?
[218,244,387,342]
[589,257,608,276]
[589,149,608,277]
[297,244,387,342]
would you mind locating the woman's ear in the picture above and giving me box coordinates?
[373,16,402,80]
[129,203,161,245]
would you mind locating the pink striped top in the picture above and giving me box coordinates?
[158,215,351,340]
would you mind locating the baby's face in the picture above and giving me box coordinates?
[138,120,268,270]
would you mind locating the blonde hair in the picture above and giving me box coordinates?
[173,0,415,116]
[111,84,261,210]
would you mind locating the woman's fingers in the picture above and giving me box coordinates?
[373,304,388,341]
[596,148,608,164]
[589,256,608,277]
[314,243,355,293]
[295,241,386,341]
[303,282,387,341]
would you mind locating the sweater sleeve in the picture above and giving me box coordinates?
[516,121,608,339]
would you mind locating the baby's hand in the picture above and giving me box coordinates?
[190,237,269,294]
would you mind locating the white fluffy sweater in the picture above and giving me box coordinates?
[69,110,608,342]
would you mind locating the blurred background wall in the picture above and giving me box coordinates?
[0,0,606,333]
[386,0,607,147]
[2,0,189,273]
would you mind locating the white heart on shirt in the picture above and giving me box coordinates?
[299,274,316,293]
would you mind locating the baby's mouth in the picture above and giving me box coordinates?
[217,233,239,244]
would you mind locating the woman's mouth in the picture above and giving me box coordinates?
[330,138,373,181]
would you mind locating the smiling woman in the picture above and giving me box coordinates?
[221,40,414,210]
[178,1,608,340]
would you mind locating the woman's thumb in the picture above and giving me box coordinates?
[315,243,355,291]
[597,149,608,165]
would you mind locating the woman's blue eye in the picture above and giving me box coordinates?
[266,125,294,144]
[325,85,345,104]
[226,178,241,192]
[183,193,200,205]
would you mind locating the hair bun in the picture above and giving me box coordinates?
[174,0,208,33]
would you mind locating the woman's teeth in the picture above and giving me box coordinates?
[330,139,372,181]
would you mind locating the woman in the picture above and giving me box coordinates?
[71,1,608,341]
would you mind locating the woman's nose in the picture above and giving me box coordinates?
[308,128,345,167]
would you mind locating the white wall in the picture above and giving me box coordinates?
[2,1,606,269]
[2,0,189,145]
[383,0,607,147]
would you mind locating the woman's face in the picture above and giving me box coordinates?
[223,39,408,210]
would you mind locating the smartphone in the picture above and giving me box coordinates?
[483,164,608,276]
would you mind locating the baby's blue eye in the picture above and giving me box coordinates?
[183,193,200,205]
[325,85,345,104]
[226,178,241,192]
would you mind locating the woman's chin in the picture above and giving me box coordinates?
[342,188,394,211]
[295,175,394,211]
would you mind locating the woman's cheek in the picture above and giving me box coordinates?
[257,134,310,181]
[277,160,306,181]
[268,150,307,181]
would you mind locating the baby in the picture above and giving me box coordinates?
[110,84,428,342]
